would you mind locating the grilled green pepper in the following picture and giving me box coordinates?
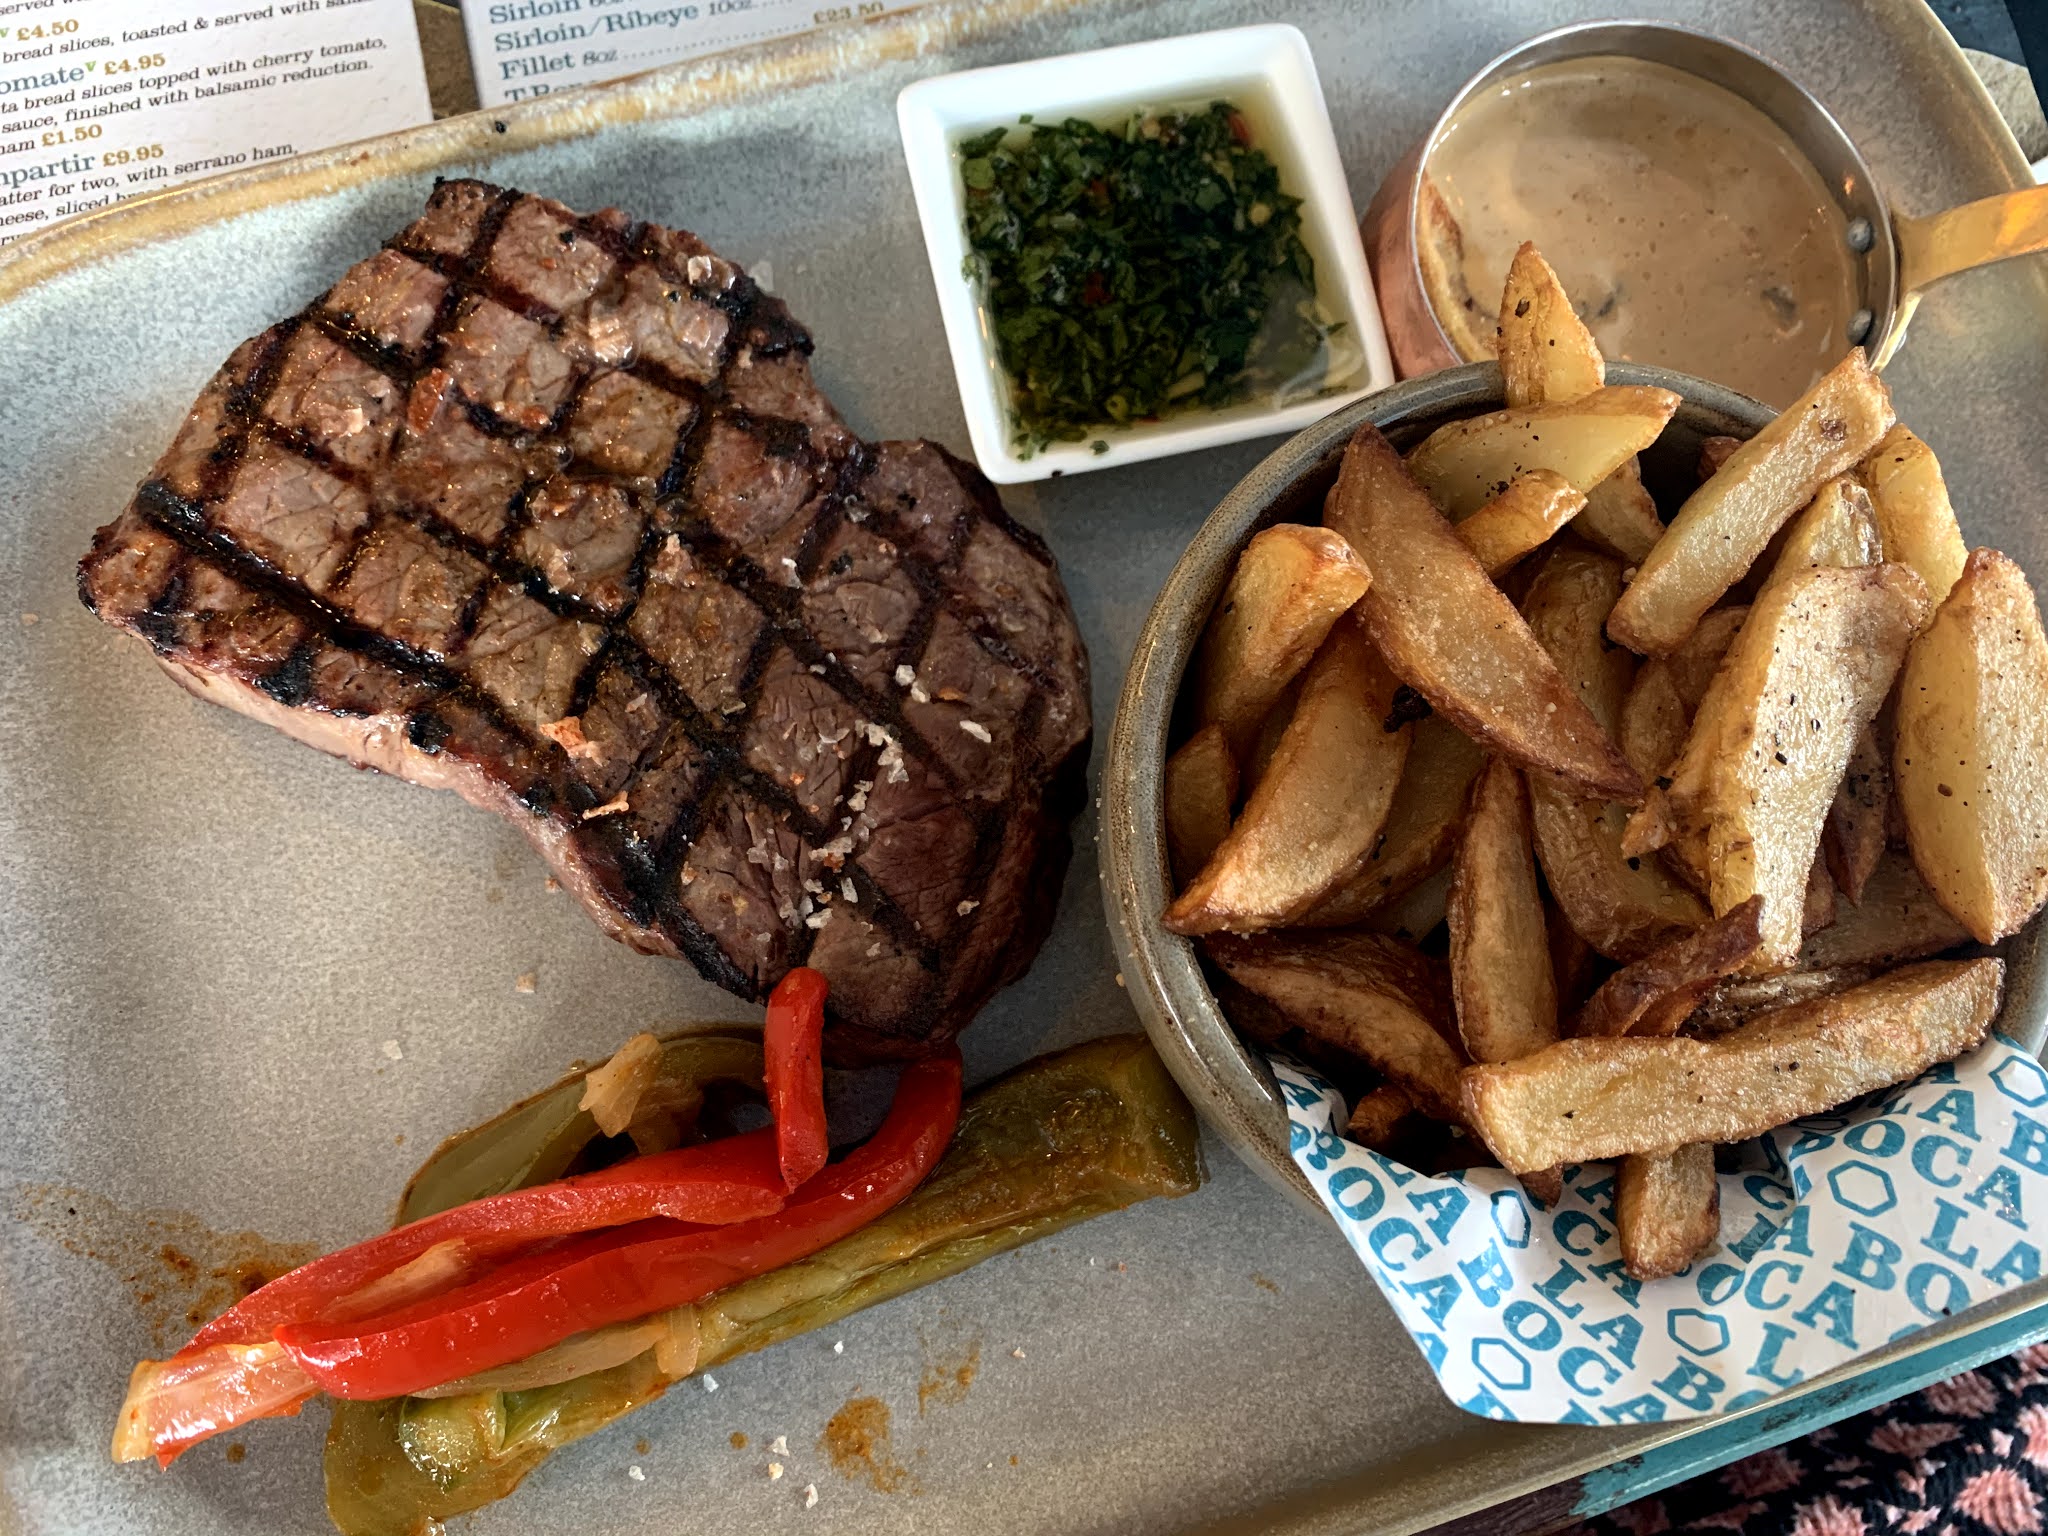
[324,1035,1202,1536]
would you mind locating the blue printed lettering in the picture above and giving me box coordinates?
[1792,1281,1859,1347]
[1368,1217,1430,1271]
[1762,1203,1814,1256]
[1846,1120,1906,1158]
[1599,1394,1667,1424]
[1913,1134,1973,1187]
[1744,1173,1793,1211]
[1836,1223,1902,1289]
[1535,1260,1587,1319]
[1459,1241,1513,1307]
[1590,1257,1642,1309]
[1409,1182,1469,1243]
[1918,1087,1980,1141]
[1748,1320,1805,1387]
[1560,1401,1599,1425]
[1968,1164,2028,1228]
[1329,1164,1386,1223]
[1576,1171,1617,1222]
[2002,1112,2048,1176]
[1503,1300,1562,1351]
[1655,1358,1726,1411]
[1553,1209,1610,1257]
[1906,1261,1970,1320]
[1560,1345,1621,1395]
[1399,1273,1461,1327]
[1695,1262,1742,1307]
[1725,1213,1781,1262]
[1416,1330,1447,1370]
[1459,1384,1514,1420]
[1985,1240,2042,1286]
[1491,1188,1532,1248]
[1745,1259,1802,1310]
[1584,1312,1643,1368]
[1923,1198,1980,1268]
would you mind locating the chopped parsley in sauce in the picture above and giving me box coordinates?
[958,102,1338,454]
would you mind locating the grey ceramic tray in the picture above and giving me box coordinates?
[1,2,2043,1534]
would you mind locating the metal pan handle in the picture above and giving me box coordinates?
[1878,184,2048,365]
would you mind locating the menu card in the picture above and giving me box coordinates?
[0,0,431,247]
[461,0,917,108]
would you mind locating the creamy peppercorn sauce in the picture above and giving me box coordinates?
[1425,55,1860,407]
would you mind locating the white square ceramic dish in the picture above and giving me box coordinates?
[897,24,1395,483]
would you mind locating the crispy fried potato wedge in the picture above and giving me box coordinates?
[1824,725,1890,904]
[1493,243,1664,563]
[1759,474,1883,594]
[1192,523,1371,759]
[1497,241,1603,403]
[1407,387,1681,520]
[1449,759,1558,1063]
[1577,462,1666,565]
[1571,896,1765,1038]
[1617,606,1749,782]
[1618,1146,1720,1281]
[1697,435,1743,481]
[1689,964,1880,1037]
[1522,546,1710,959]
[1457,470,1586,576]
[1861,423,1968,605]
[1548,900,1599,1015]
[1365,863,1455,944]
[1895,548,2048,942]
[1346,1084,1418,1150]
[1166,616,1408,934]
[1329,426,1643,802]
[1795,851,1972,968]
[1462,958,2003,1172]
[1298,716,1484,927]
[1635,564,1931,968]
[1206,930,1465,1121]
[1804,855,1838,935]
[1415,175,1494,364]
[1163,724,1239,888]
[1609,351,1896,655]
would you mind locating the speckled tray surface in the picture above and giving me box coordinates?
[1,2,2043,1534]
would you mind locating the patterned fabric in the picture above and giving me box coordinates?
[1562,1345,2048,1536]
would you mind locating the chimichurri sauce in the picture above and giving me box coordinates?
[958,102,1339,455]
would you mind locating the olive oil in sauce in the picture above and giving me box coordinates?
[957,89,1363,453]
[1426,55,1859,406]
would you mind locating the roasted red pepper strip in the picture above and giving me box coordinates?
[764,967,830,1189]
[276,1052,963,1401]
[182,1126,785,1353]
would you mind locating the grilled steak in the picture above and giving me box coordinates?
[78,180,1090,1063]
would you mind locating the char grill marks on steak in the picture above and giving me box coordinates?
[78,179,1091,1063]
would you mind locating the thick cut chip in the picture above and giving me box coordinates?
[1493,242,1663,561]
[1345,1084,1418,1150]
[1861,423,1968,605]
[1166,616,1408,934]
[1617,606,1748,782]
[1521,546,1709,959]
[1461,958,2002,1172]
[1455,470,1586,576]
[1634,563,1930,969]
[1206,929,1464,1121]
[1895,548,2048,942]
[1617,1146,1720,1281]
[1297,716,1483,927]
[1609,351,1896,655]
[1796,851,1972,969]
[1163,724,1239,889]
[1327,425,1641,803]
[1758,474,1883,595]
[1689,965,1879,1037]
[1191,523,1371,759]
[1406,386,1680,520]
[1824,725,1890,904]
[1570,896,1765,1038]
[1448,759,1558,1064]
